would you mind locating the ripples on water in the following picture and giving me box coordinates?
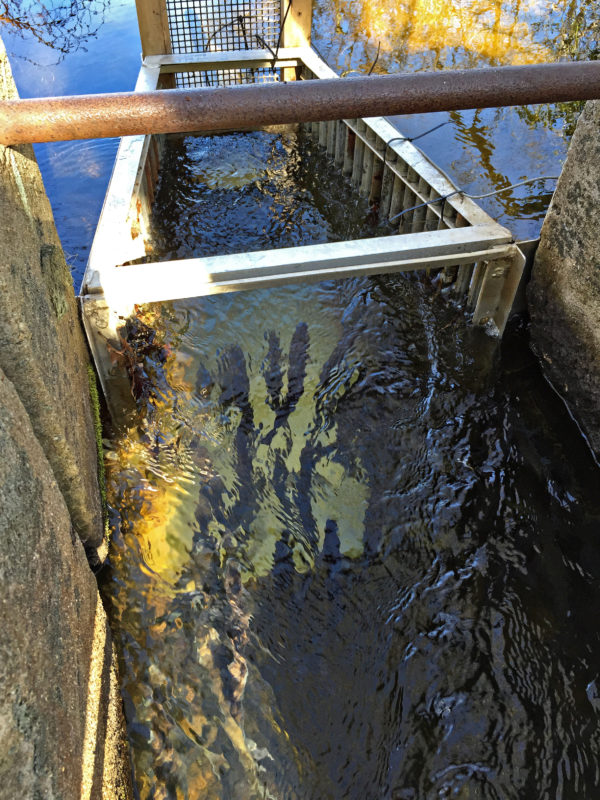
[101,130,600,799]
[145,130,391,261]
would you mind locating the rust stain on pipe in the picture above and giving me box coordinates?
[1,62,600,145]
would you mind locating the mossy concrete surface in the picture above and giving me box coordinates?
[0,37,103,548]
[528,99,600,457]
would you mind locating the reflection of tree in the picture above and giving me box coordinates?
[519,0,600,135]
[0,0,110,55]
[449,109,553,220]
[316,0,598,134]
[315,0,555,75]
[539,0,599,61]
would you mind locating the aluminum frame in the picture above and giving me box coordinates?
[80,46,524,423]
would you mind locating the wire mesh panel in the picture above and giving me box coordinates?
[176,66,280,87]
[166,0,282,85]
[166,0,281,54]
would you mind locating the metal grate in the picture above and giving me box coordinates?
[166,0,281,55]
[175,67,280,88]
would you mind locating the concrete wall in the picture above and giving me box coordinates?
[0,38,133,799]
[528,99,600,457]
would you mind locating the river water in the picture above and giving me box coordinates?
[100,125,600,798]
[3,1,600,798]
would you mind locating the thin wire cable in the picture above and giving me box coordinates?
[461,176,560,200]
[253,0,293,74]
[204,18,237,52]
[204,4,288,67]
[275,0,293,58]
[367,41,381,75]
[388,175,560,223]
[382,122,451,169]
[238,15,249,50]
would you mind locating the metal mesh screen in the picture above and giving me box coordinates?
[175,68,280,87]
[166,0,281,54]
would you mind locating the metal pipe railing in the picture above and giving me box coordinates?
[1,61,599,145]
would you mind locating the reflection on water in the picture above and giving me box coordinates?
[145,130,391,263]
[103,279,600,798]
[1,0,110,56]
[315,0,598,73]
[1,0,140,284]
[312,0,598,237]
[102,129,600,797]
[323,0,553,69]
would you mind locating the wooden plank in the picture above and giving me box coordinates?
[334,120,346,167]
[319,120,327,148]
[135,0,171,58]
[389,175,403,220]
[369,149,384,205]
[281,0,311,80]
[360,130,376,196]
[326,120,336,156]
[454,262,474,295]
[492,246,526,334]
[411,177,429,232]
[343,124,355,175]
[281,0,312,48]
[467,260,486,309]
[351,121,366,184]
[379,161,396,218]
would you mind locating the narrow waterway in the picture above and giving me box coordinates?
[99,128,600,798]
[103,283,600,799]
[2,1,599,797]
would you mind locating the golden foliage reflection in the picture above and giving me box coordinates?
[319,0,598,73]
[362,0,551,65]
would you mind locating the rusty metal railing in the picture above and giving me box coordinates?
[1,61,599,145]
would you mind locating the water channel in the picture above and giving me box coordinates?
[3,1,600,797]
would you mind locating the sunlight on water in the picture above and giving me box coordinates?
[102,127,600,800]
[89,0,600,797]
[315,0,596,72]
[104,278,600,799]
[331,0,553,67]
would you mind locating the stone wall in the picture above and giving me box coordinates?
[0,37,133,799]
[528,99,600,457]
[0,39,103,550]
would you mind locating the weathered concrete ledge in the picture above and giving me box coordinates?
[528,99,600,457]
[0,36,133,799]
